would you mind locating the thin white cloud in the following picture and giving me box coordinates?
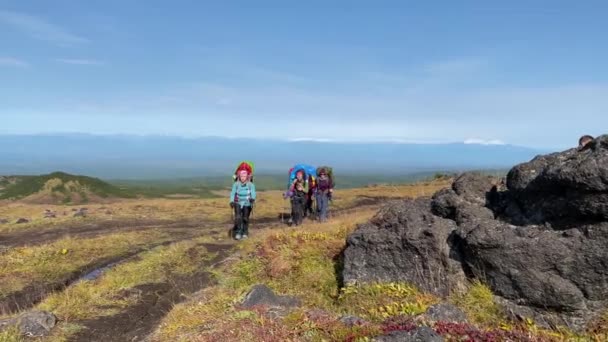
[464,138,506,145]
[0,10,88,46]
[288,137,336,143]
[55,58,105,66]
[0,57,29,68]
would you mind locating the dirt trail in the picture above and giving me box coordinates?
[1,196,386,248]
[0,218,210,248]
[68,244,231,342]
[0,234,223,315]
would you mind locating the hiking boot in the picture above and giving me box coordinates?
[235,234,242,240]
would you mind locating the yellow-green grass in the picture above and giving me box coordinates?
[338,283,439,322]
[0,326,23,342]
[449,280,504,327]
[0,230,172,297]
[0,182,450,235]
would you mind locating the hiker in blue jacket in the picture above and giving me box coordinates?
[230,169,256,240]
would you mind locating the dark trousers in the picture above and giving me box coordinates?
[291,195,306,226]
[316,191,330,221]
[234,205,252,236]
[304,191,314,217]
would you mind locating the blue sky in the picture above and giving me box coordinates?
[1,1,607,149]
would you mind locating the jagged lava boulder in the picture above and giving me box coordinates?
[506,135,608,224]
[343,198,466,296]
[343,134,608,330]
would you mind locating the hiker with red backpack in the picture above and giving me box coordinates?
[315,167,334,222]
[230,162,256,240]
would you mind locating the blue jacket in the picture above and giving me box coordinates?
[230,181,256,207]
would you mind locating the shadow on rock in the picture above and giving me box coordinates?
[343,134,608,331]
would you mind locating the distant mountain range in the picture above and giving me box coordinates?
[0,134,550,179]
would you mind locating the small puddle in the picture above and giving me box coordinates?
[79,260,123,282]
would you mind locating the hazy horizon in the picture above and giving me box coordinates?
[0,134,546,179]
[0,131,537,147]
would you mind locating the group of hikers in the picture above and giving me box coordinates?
[229,162,334,240]
[227,135,596,240]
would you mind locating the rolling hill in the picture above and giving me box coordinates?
[0,171,133,204]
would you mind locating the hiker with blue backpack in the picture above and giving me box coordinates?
[230,163,256,240]
[283,164,321,225]
[288,169,308,226]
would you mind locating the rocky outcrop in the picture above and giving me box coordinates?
[340,315,367,327]
[240,284,301,309]
[239,284,301,319]
[0,311,57,337]
[422,303,468,324]
[344,198,465,296]
[343,135,608,331]
[505,137,608,225]
[73,208,88,217]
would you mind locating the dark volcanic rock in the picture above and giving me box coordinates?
[343,198,466,296]
[506,135,608,224]
[0,218,8,224]
[373,327,443,342]
[240,284,301,309]
[340,315,367,327]
[343,134,608,331]
[73,208,87,217]
[15,218,29,224]
[423,303,468,323]
[0,311,57,337]
[239,284,301,320]
[44,210,56,218]
[457,222,608,312]
[451,173,494,205]
[17,311,56,337]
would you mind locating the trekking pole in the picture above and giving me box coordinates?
[230,205,235,239]
[251,203,255,229]
[284,198,289,225]
[284,200,288,224]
